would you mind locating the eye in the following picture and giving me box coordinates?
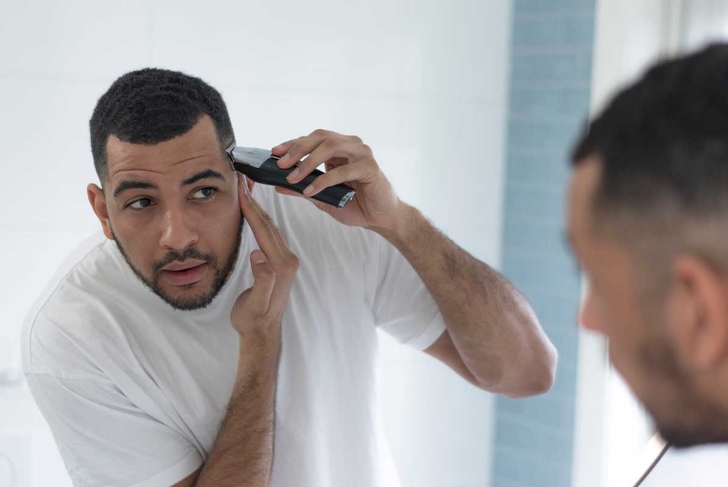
[191,187,217,200]
[127,198,153,210]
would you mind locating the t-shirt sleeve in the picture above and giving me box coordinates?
[369,234,447,350]
[26,372,203,487]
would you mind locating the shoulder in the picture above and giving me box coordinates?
[21,233,128,378]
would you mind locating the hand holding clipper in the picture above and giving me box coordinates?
[226,144,356,209]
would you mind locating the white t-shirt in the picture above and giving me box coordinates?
[21,185,446,487]
[640,445,728,486]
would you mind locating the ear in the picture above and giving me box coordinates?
[668,255,728,371]
[87,184,114,240]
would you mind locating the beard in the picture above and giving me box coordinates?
[112,215,243,311]
[638,335,728,448]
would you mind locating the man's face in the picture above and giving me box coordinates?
[567,157,727,447]
[89,115,243,310]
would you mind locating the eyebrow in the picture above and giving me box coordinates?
[113,180,157,198]
[113,169,227,199]
[182,169,226,186]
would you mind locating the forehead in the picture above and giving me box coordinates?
[106,115,227,180]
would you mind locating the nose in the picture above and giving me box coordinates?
[158,205,198,251]
[579,289,602,333]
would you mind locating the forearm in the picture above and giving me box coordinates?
[195,333,281,486]
[376,204,557,396]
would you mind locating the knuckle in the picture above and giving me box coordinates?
[311,128,328,137]
[320,138,337,152]
[279,256,300,278]
[349,135,363,144]
[286,141,302,156]
[258,265,276,279]
[289,254,300,272]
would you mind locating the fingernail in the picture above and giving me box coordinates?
[253,251,266,264]
[278,154,290,167]
[303,185,314,196]
[273,144,285,151]
[287,168,300,181]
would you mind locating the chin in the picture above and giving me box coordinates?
[650,401,728,448]
[160,283,217,310]
[161,290,217,311]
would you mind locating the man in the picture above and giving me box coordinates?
[22,68,556,487]
[568,43,728,449]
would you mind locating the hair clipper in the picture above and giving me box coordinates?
[226,144,356,209]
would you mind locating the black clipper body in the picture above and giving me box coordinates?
[225,144,356,209]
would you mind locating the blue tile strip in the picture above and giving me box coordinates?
[492,2,596,486]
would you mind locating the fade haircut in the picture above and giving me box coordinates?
[89,68,235,185]
[571,43,728,288]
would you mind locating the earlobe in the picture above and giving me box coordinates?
[87,184,114,240]
[670,256,728,371]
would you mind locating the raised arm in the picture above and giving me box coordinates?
[270,130,556,398]
[175,176,299,486]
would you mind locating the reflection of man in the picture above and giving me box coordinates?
[567,44,728,449]
[22,68,556,487]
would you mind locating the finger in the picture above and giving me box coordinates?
[303,163,369,197]
[237,173,251,204]
[276,129,334,169]
[245,192,300,290]
[233,250,276,320]
[271,137,301,157]
[239,177,293,267]
[275,187,304,198]
[268,247,299,311]
[286,141,362,184]
[246,250,276,310]
[246,191,293,254]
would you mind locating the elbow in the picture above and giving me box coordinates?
[505,342,558,398]
[482,340,557,399]
[468,322,559,398]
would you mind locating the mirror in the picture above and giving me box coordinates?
[1,1,727,486]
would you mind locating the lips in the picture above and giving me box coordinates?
[160,261,208,286]
[162,259,206,272]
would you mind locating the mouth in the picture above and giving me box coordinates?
[160,261,208,286]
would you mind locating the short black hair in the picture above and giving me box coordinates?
[90,68,235,184]
[572,43,728,217]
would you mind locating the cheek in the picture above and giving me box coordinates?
[110,211,165,270]
[117,225,157,265]
[201,197,241,246]
[592,288,647,373]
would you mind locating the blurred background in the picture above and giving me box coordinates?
[1,0,727,486]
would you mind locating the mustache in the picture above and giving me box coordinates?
[152,247,217,274]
